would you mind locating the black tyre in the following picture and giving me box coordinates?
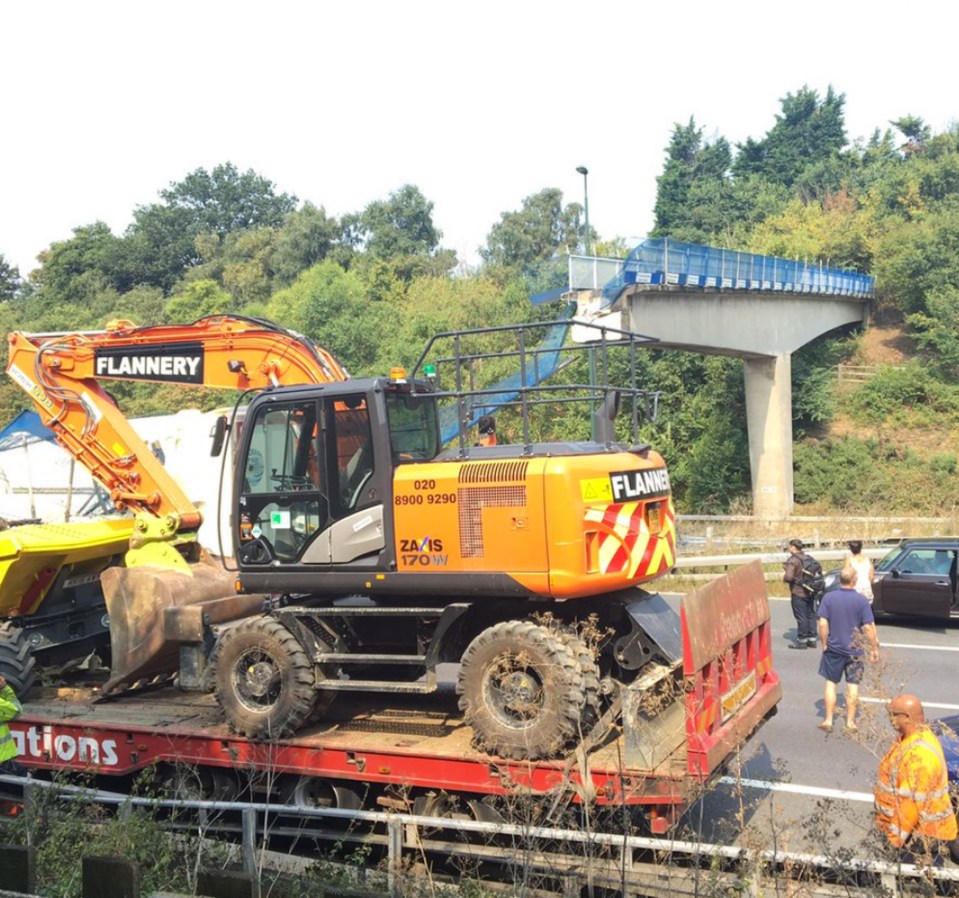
[213,617,330,739]
[558,629,602,734]
[0,622,37,695]
[456,620,586,760]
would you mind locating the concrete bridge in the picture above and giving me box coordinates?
[568,240,875,517]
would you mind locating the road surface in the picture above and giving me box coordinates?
[683,596,959,858]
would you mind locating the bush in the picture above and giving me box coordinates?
[794,435,957,513]
[846,362,959,426]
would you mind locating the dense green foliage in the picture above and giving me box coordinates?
[2,85,959,513]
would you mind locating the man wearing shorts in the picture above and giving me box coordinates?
[817,566,879,733]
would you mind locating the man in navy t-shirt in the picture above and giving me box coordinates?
[817,566,880,733]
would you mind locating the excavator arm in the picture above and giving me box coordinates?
[7,315,349,537]
[5,315,351,692]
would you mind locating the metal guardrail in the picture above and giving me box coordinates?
[3,773,957,897]
[675,516,956,561]
[679,514,953,524]
[673,547,886,572]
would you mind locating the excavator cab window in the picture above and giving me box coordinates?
[330,396,374,513]
[385,390,440,462]
[237,400,329,565]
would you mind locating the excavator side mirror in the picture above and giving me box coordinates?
[210,415,230,457]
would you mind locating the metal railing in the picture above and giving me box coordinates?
[3,773,956,897]
[593,238,874,308]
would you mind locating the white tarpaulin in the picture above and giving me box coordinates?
[0,408,234,552]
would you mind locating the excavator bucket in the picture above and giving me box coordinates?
[100,558,263,693]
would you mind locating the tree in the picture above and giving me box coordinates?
[733,86,847,189]
[165,279,234,323]
[653,118,732,236]
[272,203,343,287]
[120,203,201,293]
[266,261,383,373]
[219,229,276,307]
[873,198,959,313]
[354,185,442,260]
[891,115,931,155]
[341,185,454,286]
[480,188,581,272]
[156,162,297,237]
[31,222,125,306]
[907,286,959,376]
[124,163,298,292]
[0,255,21,301]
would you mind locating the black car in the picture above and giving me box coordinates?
[934,715,959,784]
[821,538,959,619]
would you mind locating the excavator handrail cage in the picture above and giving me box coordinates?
[406,317,663,452]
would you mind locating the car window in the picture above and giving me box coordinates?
[875,546,906,572]
[899,549,947,574]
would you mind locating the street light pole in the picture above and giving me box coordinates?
[576,165,590,255]
[576,166,600,438]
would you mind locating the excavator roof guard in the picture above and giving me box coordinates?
[409,316,662,451]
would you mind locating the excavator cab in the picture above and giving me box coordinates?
[232,378,440,576]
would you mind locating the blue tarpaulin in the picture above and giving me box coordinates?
[437,305,576,444]
[0,411,55,451]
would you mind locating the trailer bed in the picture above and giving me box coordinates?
[13,683,698,807]
[8,563,782,831]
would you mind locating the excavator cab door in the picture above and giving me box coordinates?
[235,399,330,566]
[234,390,386,569]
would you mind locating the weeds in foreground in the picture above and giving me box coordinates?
[0,630,944,897]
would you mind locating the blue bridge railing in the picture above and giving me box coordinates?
[599,238,875,307]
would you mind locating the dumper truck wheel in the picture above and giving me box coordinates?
[456,620,585,760]
[213,617,326,740]
[0,622,37,695]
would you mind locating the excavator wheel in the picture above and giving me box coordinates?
[0,622,37,696]
[558,628,602,734]
[456,620,586,761]
[213,617,332,740]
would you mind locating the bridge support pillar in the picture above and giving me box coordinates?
[743,353,793,517]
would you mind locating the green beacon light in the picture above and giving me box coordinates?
[423,363,437,381]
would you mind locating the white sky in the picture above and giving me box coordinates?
[2,1,956,277]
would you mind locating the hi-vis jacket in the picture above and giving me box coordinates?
[0,684,21,764]
[875,726,958,847]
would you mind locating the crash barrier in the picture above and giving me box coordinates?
[675,547,886,568]
[3,774,958,898]
[676,515,956,561]
[83,857,139,898]
[0,852,271,898]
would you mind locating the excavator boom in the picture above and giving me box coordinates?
[7,315,349,529]
[6,315,351,692]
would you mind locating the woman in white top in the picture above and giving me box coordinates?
[846,540,875,602]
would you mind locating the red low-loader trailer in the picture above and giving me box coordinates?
[7,563,780,833]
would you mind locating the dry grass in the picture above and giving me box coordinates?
[678,514,959,548]
[666,512,959,598]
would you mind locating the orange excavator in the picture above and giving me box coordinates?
[7,314,681,760]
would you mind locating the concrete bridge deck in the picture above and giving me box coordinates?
[568,240,874,517]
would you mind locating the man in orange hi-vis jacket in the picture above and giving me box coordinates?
[875,693,958,865]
